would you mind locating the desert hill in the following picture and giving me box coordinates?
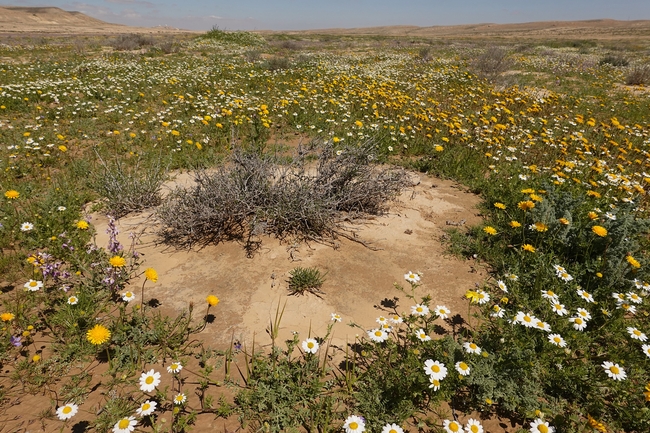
[0,5,183,33]
[267,19,650,41]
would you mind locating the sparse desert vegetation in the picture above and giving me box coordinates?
[1,20,650,433]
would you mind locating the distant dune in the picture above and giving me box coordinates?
[0,6,649,40]
[0,6,185,33]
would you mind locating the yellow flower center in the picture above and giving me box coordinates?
[575,318,583,324]
[459,362,468,370]
[432,365,440,373]
[118,419,130,429]
[390,430,398,433]
[142,403,150,411]
[554,337,561,343]
[29,281,37,287]
[420,333,426,338]
[62,406,72,414]
[539,426,548,433]
[524,316,532,322]
[416,307,423,312]
[171,363,179,369]
[307,342,314,349]
[470,343,477,350]
[610,366,620,374]
[450,422,460,432]
[634,330,641,336]
[374,331,382,336]
[470,426,479,433]
[349,422,358,430]
[146,376,154,384]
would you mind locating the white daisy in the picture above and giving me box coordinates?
[57,206,67,211]
[24,279,43,292]
[167,361,183,373]
[331,313,342,322]
[113,416,137,433]
[404,271,420,283]
[415,329,431,342]
[465,418,484,433]
[410,304,429,316]
[343,415,366,433]
[533,320,552,332]
[376,316,388,325]
[423,359,448,380]
[381,423,404,433]
[541,290,559,302]
[443,419,463,433]
[515,311,537,328]
[627,292,643,304]
[601,361,626,380]
[173,393,187,405]
[139,369,161,392]
[67,296,79,305]
[122,291,136,302]
[302,338,319,353]
[496,280,508,292]
[20,222,34,232]
[428,376,441,390]
[455,361,471,376]
[627,327,647,342]
[434,305,451,319]
[558,271,573,282]
[569,316,587,331]
[576,308,591,321]
[136,400,157,416]
[463,342,481,355]
[577,289,594,303]
[388,314,402,324]
[505,273,519,281]
[642,344,650,358]
[491,305,505,318]
[550,302,568,316]
[367,328,389,343]
[529,418,555,433]
[547,334,566,347]
[612,292,626,303]
[56,403,78,420]
[552,264,566,274]
[618,303,637,314]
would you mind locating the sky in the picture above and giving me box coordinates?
[4,0,650,31]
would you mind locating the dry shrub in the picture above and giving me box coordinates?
[156,139,412,252]
[110,34,153,51]
[471,46,512,81]
[626,65,650,85]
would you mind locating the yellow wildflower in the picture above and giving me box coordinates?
[522,244,536,253]
[109,256,126,268]
[76,220,89,230]
[206,295,220,307]
[494,202,506,210]
[144,268,158,283]
[518,201,535,211]
[627,255,641,269]
[592,226,608,237]
[1,312,15,322]
[483,226,497,235]
[510,221,522,228]
[4,190,19,199]
[86,324,111,345]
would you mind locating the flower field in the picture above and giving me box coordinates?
[1,30,650,432]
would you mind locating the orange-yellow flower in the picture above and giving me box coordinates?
[558,218,570,225]
[518,201,535,211]
[592,226,607,237]
[4,190,19,199]
[510,221,522,228]
[494,202,506,210]
[627,255,641,269]
[1,312,15,322]
[86,324,111,345]
[76,220,89,230]
[483,226,497,235]
[109,256,126,268]
[206,295,220,307]
[522,244,536,253]
[144,268,158,283]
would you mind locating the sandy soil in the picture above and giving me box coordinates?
[90,171,486,351]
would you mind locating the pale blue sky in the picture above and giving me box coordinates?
[4,0,650,31]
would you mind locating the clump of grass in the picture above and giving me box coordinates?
[92,153,167,218]
[287,267,326,296]
[156,139,411,252]
[626,64,650,85]
[598,55,629,67]
[200,26,266,46]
